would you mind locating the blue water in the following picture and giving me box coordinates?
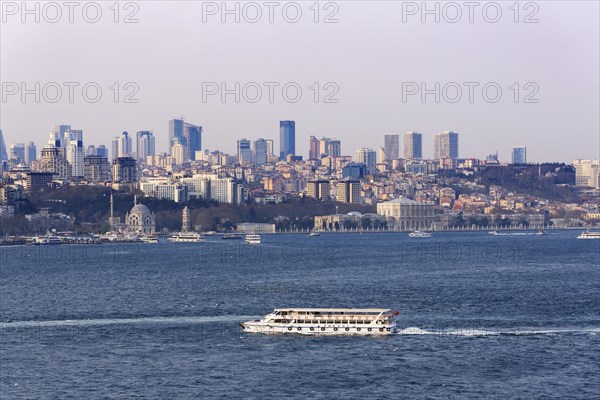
[1,231,599,399]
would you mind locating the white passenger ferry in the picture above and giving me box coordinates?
[244,234,261,244]
[408,230,432,238]
[32,234,62,245]
[577,230,600,239]
[241,308,399,335]
[168,232,204,242]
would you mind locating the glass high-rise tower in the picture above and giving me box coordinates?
[434,131,458,160]
[512,146,527,164]
[383,134,400,161]
[279,120,295,160]
[404,132,422,159]
[169,118,202,162]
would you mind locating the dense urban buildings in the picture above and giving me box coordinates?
[0,120,597,234]
[354,148,377,174]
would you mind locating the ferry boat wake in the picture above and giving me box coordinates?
[240,308,399,335]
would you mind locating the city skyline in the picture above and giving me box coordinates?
[1,121,592,166]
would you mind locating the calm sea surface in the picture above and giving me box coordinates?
[1,231,599,399]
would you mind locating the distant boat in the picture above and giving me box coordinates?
[309,232,321,237]
[244,234,261,244]
[408,231,432,238]
[168,232,204,243]
[141,235,159,243]
[490,230,547,236]
[32,234,62,245]
[222,233,242,240]
[577,230,600,239]
[203,231,217,236]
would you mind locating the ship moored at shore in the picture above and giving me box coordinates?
[241,308,399,335]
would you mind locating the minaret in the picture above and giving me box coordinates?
[108,191,120,230]
[182,206,191,233]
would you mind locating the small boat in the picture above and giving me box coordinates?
[490,230,547,236]
[241,308,399,336]
[408,230,432,238]
[32,235,62,245]
[141,235,159,243]
[577,230,600,239]
[309,232,321,237]
[168,232,204,242]
[222,233,243,240]
[244,234,261,244]
[203,231,217,236]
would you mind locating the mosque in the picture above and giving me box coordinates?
[109,193,155,234]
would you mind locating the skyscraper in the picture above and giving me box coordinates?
[25,141,37,164]
[316,137,341,158]
[52,124,71,148]
[512,146,527,164]
[169,118,184,148]
[434,131,458,160]
[118,131,132,157]
[309,136,320,160]
[404,132,422,159]
[169,118,202,161]
[237,138,253,164]
[354,148,377,174]
[0,129,8,161]
[9,143,26,163]
[136,131,156,161]
[171,140,185,165]
[61,129,84,178]
[384,134,400,161]
[573,159,600,189]
[319,137,330,158]
[328,140,341,157]
[279,120,295,160]
[254,138,268,165]
[112,157,137,183]
[111,137,119,160]
[84,155,110,182]
[96,145,108,158]
[266,139,274,156]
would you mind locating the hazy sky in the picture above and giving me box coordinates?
[1,1,598,162]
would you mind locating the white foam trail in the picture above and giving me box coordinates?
[0,315,261,329]
[396,326,600,336]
